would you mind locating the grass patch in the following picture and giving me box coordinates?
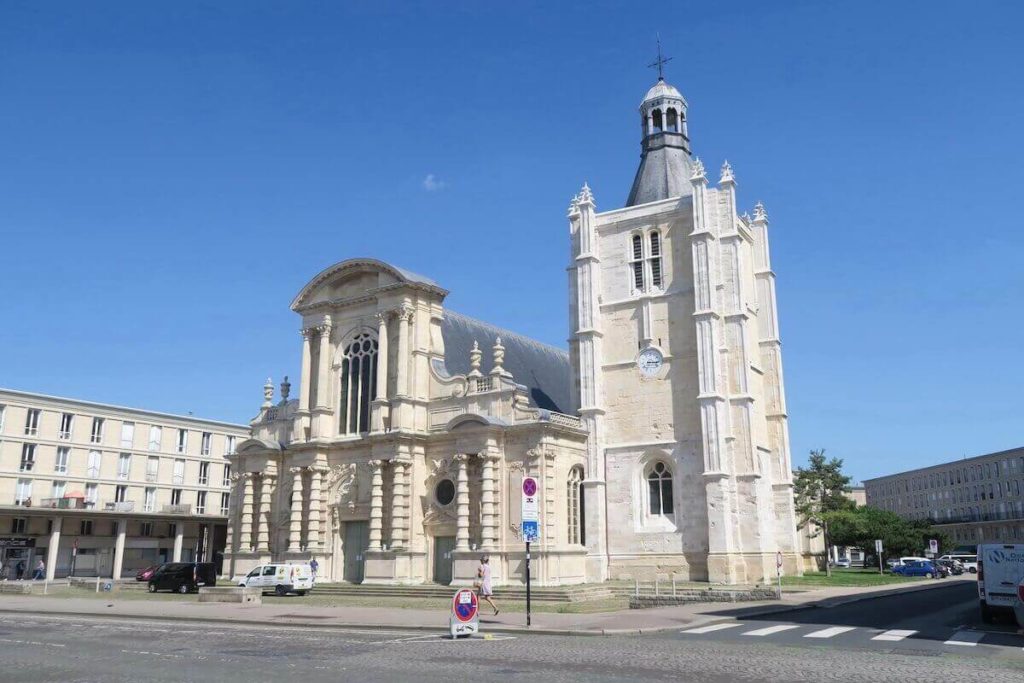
[781,568,921,587]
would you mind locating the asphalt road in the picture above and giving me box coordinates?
[0,581,1020,682]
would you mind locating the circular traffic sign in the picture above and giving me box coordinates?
[452,588,478,622]
[522,478,537,497]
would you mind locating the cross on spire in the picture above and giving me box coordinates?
[648,34,672,81]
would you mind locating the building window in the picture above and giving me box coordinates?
[435,479,455,506]
[80,520,93,536]
[148,425,161,452]
[51,480,66,499]
[172,459,185,485]
[198,462,209,486]
[338,332,378,435]
[115,485,127,503]
[567,465,584,545]
[649,231,663,289]
[19,443,35,472]
[224,435,236,455]
[11,518,27,534]
[87,450,101,479]
[15,479,32,506]
[118,453,131,480]
[170,489,182,506]
[201,432,211,456]
[144,487,156,513]
[630,234,644,291]
[24,408,40,436]
[196,491,206,514]
[220,492,230,516]
[59,413,74,440]
[120,421,135,448]
[222,464,231,487]
[146,456,159,482]
[55,446,69,474]
[90,417,104,444]
[176,428,187,453]
[85,483,98,507]
[0,405,5,433]
[140,522,153,537]
[647,461,674,516]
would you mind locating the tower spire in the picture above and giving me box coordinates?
[647,34,672,81]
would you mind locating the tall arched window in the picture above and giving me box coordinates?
[630,234,644,291]
[651,109,663,132]
[567,466,584,545]
[338,332,378,434]
[665,108,678,133]
[647,461,674,516]
[649,231,663,289]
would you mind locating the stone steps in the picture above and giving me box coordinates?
[305,583,616,603]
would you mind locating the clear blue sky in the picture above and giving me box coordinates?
[2,1,1022,484]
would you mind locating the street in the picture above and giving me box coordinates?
[0,581,1020,682]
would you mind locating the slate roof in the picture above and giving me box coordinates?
[439,310,574,414]
[625,139,695,206]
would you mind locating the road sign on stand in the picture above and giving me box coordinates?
[521,476,540,627]
[449,588,479,638]
[928,539,938,555]
[522,520,539,542]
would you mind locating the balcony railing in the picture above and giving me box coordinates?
[38,497,87,509]
[58,431,72,440]
[161,504,192,515]
[103,501,136,512]
[19,461,34,472]
[145,473,158,482]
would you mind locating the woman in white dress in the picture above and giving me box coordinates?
[477,556,498,615]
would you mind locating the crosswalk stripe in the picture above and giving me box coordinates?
[872,629,916,642]
[944,630,984,646]
[803,626,856,639]
[742,624,800,637]
[680,623,743,634]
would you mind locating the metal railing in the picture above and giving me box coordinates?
[161,504,192,515]
[103,501,135,512]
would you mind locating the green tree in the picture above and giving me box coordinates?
[824,506,955,569]
[793,449,855,576]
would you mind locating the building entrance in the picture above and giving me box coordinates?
[433,536,455,585]
[343,521,368,584]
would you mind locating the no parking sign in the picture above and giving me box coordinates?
[449,588,479,638]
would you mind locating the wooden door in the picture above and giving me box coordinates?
[433,536,455,585]
[343,521,368,584]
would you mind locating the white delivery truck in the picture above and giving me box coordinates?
[236,563,314,596]
[977,544,1024,623]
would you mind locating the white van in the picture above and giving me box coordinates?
[977,544,1024,622]
[939,553,978,573]
[236,563,314,596]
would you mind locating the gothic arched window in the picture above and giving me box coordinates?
[338,332,378,434]
[567,465,584,545]
[647,461,674,516]
[665,108,678,133]
[651,109,663,132]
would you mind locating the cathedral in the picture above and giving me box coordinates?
[225,71,802,586]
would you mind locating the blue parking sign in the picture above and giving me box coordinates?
[522,520,539,542]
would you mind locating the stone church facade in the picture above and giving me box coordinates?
[224,74,801,586]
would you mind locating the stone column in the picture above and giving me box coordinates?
[172,521,184,562]
[288,467,304,552]
[315,320,332,409]
[240,473,254,550]
[371,311,390,432]
[295,328,314,438]
[389,460,408,550]
[367,460,384,551]
[396,305,411,397]
[257,474,274,552]
[454,454,470,551]
[112,519,127,579]
[45,516,61,581]
[480,452,498,551]
[309,467,324,549]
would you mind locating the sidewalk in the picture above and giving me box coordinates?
[0,578,970,636]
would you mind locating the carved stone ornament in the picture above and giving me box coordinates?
[328,463,358,510]
[506,461,525,472]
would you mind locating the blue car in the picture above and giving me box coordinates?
[891,560,940,578]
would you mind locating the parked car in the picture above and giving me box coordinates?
[135,564,163,582]
[891,560,941,578]
[834,557,851,568]
[147,562,217,594]
[235,563,314,596]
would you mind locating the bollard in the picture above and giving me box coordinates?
[655,577,659,597]
[95,576,100,593]
[43,581,47,595]
[634,578,639,597]
[672,577,676,597]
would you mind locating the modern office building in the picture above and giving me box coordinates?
[0,388,247,580]
[864,447,1024,546]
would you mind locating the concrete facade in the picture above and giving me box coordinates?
[0,389,246,579]
[865,447,1024,547]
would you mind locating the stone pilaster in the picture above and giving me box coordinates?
[479,452,499,551]
[309,466,325,549]
[454,454,470,551]
[371,311,390,432]
[288,467,304,552]
[389,459,409,550]
[294,328,314,440]
[240,473,254,550]
[312,318,333,439]
[367,460,384,550]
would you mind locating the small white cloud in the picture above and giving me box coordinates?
[422,173,447,192]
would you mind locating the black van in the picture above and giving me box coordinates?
[147,562,217,594]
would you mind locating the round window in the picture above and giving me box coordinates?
[435,479,455,506]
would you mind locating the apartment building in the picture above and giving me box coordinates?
[864,446,1024,546]
[0,388,248,580]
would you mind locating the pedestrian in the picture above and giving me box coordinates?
[476,555,498,616]
[15,560,25,580]
[309,557,319,582]
[32,559,45,581]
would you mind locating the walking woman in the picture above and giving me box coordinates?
[476,555,498,616]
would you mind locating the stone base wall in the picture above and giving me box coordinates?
[629,587,779,608]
